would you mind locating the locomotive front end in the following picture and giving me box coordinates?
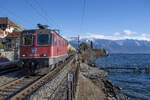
[19,30,51,75]
[19,28,68,75]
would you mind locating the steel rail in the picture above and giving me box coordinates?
[0,77,25,90]
[0,67,20,75]
[0,76,41,100]
[0,60,20,75]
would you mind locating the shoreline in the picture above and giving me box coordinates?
[78,42,128,99]
[77,59,129,100]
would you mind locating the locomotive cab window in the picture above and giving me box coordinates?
[37,34,49,45]
[21,33,32,45]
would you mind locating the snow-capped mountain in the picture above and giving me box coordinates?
[69,39,150,54]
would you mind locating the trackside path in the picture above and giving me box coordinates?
[75,73,106,100]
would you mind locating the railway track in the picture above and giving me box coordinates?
[0,55,74,100]
[0,66,20,75]
[0,76,41,100]
[0,61,20,75]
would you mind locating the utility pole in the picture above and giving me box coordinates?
[69,35,80,52]
[77,35,80,61]
[77,35,80,52]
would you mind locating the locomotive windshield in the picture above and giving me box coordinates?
[21,33,32,45]
[37,34,49,45]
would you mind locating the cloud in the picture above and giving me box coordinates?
[79,33,150,41]
[65,29,150,41]
[82,33,105,39]
[141,33,146,37]
[123,29,136,35]
[114,32,120,36]
[80,33,118,40]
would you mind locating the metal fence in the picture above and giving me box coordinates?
[67,60,80,100]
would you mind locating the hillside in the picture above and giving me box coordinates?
[69,39,150,54]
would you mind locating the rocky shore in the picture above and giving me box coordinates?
[78,61,128,100]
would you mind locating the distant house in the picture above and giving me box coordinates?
[0,17,24,38]
[0,17,24,51]
[0,29,7,38]
[3,32,21,51]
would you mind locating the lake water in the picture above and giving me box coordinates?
[94,54,150,100]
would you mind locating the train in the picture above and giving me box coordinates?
[18,25,74,75]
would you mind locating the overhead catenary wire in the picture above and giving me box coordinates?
[0,7,27,28]
[24,0,54,28]
[25,0,62,30]
[33,0,61,29]
[67,0,86,44]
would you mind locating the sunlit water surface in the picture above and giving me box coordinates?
[94,54,150,100]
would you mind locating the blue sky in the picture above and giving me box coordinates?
[1,0,150,40]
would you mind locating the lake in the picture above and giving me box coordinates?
[94,54,150,100]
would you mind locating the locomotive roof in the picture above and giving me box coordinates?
[22,29,68,42]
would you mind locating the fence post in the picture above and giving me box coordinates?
[67,60,80,100]
[68,73,73,100]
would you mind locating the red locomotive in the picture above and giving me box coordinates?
[19,25,68,75]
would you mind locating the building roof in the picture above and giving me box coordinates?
[6,32,21,38]
[0,17,24,31]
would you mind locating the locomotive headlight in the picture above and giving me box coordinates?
[22,54,26,57]
[43,54,48,57]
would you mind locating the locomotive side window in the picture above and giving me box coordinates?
[54,35,57,45]
[59,37,61,45]
[50,34,57,45]
[61,39,63,46]
[63,40,65,47]
[63,40,64,47]
[64,41,66,47]
[37,34,49,45]
[52,34,54,45]
[21,34,32,45]
[64,41,65,47]
[50,33,52,45]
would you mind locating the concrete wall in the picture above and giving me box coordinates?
[0,50,19,61]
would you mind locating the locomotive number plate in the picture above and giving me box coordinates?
[32,48,37,53]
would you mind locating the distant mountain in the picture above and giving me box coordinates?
[69,39,150,54]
